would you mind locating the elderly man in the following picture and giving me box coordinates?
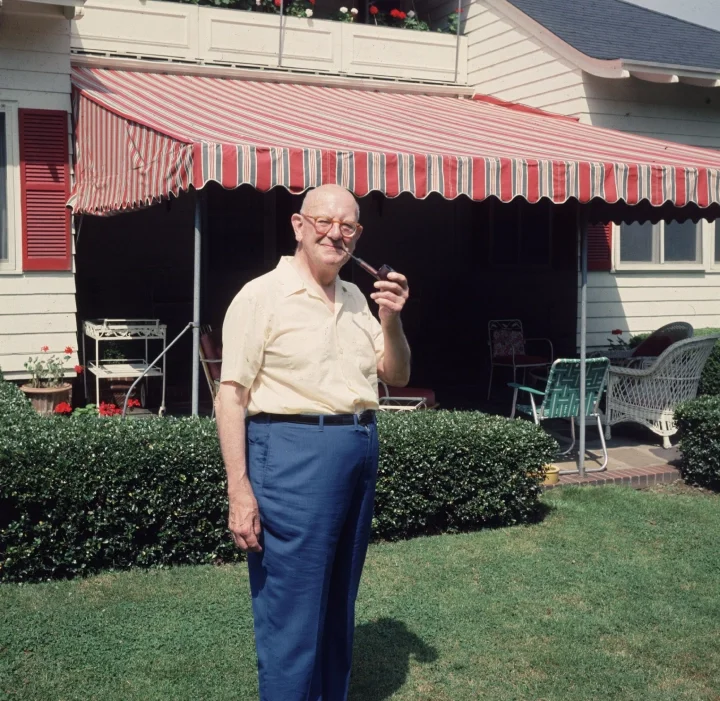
[216,184,411,701]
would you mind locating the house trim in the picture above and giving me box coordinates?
[0,100,22,275]
[485,0,720,87]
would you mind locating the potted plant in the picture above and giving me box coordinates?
[22,345,83,416]
[100,342,142,407]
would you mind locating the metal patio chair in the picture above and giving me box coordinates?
[605,335,719,449]
[487,319,553,399]
[199,325,222,417]
[510,357,610,474]
[378,380,438,411]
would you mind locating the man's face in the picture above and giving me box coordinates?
[292,189,362,270]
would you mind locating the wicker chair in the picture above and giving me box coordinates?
[606,321,694,368]
[605,335,719,448]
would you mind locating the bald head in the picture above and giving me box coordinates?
[300,184,360,221]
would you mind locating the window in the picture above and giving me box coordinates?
[619,219,701,266]
[715,221,720,264]
[491,200,551,267]
[0,113,7,262]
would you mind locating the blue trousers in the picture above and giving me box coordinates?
[246,415,379,701]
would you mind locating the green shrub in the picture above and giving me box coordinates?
[374,410,556,539]
[696,328,720,396]
[675,395,720,490]
[0,381,556,582]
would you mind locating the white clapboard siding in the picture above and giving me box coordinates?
[0,7,78,380]
[466,0,586,110]
[577,271,720,350]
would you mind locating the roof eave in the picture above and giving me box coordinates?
[488,0,720,87]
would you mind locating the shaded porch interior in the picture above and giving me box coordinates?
[74,184,580,415]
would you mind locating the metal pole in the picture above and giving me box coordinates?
[122,322,195,419]
[453,0,462,84]
[277,0,285,68]
[578,208,588,478]
[191,193,202,417]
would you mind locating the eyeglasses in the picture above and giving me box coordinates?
[301,213,362,240]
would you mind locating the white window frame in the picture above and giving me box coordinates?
[613,220,707,272]
[0,100,22,274]
[710,220,720,272]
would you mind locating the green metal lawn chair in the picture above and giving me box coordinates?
[509,357,610,472]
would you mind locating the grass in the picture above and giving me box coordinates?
[2,485,720,701]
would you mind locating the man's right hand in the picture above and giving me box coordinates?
[228,479,262,552]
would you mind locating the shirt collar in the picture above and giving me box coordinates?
[277,256,306,297]
[276,256,348,310]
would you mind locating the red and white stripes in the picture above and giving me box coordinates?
[69,66,720,214]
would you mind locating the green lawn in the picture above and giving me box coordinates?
[2,485,720,701]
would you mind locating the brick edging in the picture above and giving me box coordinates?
[545,466,681,489]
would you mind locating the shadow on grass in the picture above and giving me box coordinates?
[528,498,555,524]
[350,618,437,701]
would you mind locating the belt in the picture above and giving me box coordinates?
[251,410,376,426]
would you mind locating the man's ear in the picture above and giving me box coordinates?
[291,213,304,244]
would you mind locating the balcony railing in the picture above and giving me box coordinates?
[71,0,468,84]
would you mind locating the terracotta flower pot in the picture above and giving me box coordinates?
[20,383,72,416]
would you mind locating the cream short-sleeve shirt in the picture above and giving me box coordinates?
[221,256,385,415]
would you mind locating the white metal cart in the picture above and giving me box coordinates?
[83,319,168,416]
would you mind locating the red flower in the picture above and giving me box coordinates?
[389,8,399,17]
[99,401,122,417]
[369,4,378,13]
[457,6,463,12]
[398,10,406,18]
[74,365,84,374]
[54,402,72,415]
[612,329,623,335]
[309,0,315,4]
[41,346,49,352]
[64,346,73,354]
[273,0,281,6]
[127,398,141,408]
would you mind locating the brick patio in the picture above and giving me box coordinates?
[543,419,683,488]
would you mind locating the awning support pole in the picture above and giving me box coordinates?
[191,192,203,418]
[578,208,588,479]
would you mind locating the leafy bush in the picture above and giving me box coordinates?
[696,328,720,396]
[0,381,556,582]
[675,395,720,490]
[374,410,556,539]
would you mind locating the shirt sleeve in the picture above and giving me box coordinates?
[220,286,268,388]
[367,307,385,369]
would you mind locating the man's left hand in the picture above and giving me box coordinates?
[371,271,409,323]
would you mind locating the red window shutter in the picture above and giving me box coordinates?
[19,109,71,271]
[587,222,612,271]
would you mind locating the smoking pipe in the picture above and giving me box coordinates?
[342,245,394,281]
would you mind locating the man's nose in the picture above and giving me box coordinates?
[326,222,343,239]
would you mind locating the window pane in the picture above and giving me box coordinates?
[0,114,7,261]
[664,220,698,262]
[715,221,720,263]
[620,221,653,262]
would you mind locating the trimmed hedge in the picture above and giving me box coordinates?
[696,328,720,397]
[0,380,556,582]
[676,395,720,490]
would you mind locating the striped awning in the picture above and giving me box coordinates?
[70,66,720,216]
